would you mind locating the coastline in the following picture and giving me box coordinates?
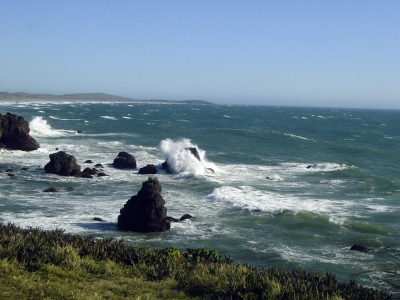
[0,92,213,105]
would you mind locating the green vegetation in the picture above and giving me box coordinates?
[0,223,391,299]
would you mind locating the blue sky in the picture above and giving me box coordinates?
[0,1,398,109]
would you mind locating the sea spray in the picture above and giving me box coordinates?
[159,138,208,174]
[29,116,72,138]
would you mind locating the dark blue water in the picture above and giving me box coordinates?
[1,101,399,292]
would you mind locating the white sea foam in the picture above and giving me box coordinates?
[49,116,83,121]
[158,138,214,175]
[284,133,314,140]
[29,117,74,137]
[100,116,118,120]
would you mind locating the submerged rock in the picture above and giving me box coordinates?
[113,152,136,169]
[0,112,40,151]
[350,244,369,252]
[44,151,81,176]
[117,177,170,232]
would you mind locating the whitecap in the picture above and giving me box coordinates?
[100,116,118,120]
[284,133,313,140]
[29,117,75,138]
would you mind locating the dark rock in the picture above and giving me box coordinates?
[161,160,174,174]
[21,167,28,170]
[44,151,81,176]
[93,217,105,222]
[166,216,179,222]
[77,130,83,134]
[350,244,369,252]
[179,214,194,221]
[138,164,157,175]
[206,168,215,174]
[44,187,57,192]
[0,112,40,151]
[7,173,15,178]
[161,147,201,174]
[84,160,93,164]
[113,152,136,169]
[95,163,103,168]
[117,177,170,232]
[55,148,59,150]
[6,169,13,172]
[186,147,201,161]
[81,167,98,175]
[98,172,108,177]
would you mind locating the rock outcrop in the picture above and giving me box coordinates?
[117,177,170,232]
[138,164,157,175]
[113,152,137,169]
[162,147,201,174]
[0,112,39,151]
[44,151,81,176]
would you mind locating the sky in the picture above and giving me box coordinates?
[0,1,399,109]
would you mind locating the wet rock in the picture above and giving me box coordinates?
[44,187,58,192]
[93,217,105,222]
[0,112,40,151]
[98,172,108,177]
[95,163,103,168]
[44,151,81,176]
[80,167,98,178]
[350,244,369,252]
[117,177,170,232]
[84,160,93,164]
[179,214,194,221]
[162,147,201,174]
[138,164,157,175]
[113,152,136,169]
[166,216,179,222]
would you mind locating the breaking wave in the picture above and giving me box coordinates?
[29,116,74,137]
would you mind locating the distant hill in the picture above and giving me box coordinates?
[0,92,213,105]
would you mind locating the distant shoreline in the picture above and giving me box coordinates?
[0,92,213,105]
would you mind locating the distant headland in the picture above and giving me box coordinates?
[0,92,213,105]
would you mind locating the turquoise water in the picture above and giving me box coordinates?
[1,102,399,292]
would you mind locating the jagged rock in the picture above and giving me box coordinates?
[113,152,136,169]
[350,244,369,252]
[180,214,194,221]
[162,147,201,173]
[138,164,157,175]
[44,151,81,176]
[0,112,40,151]
[117,177,170,232]
[186,147,201,161]
[80,167,98,178]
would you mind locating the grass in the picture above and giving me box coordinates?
[0,222,393,299]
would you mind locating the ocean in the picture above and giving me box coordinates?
[1,101,399,292]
